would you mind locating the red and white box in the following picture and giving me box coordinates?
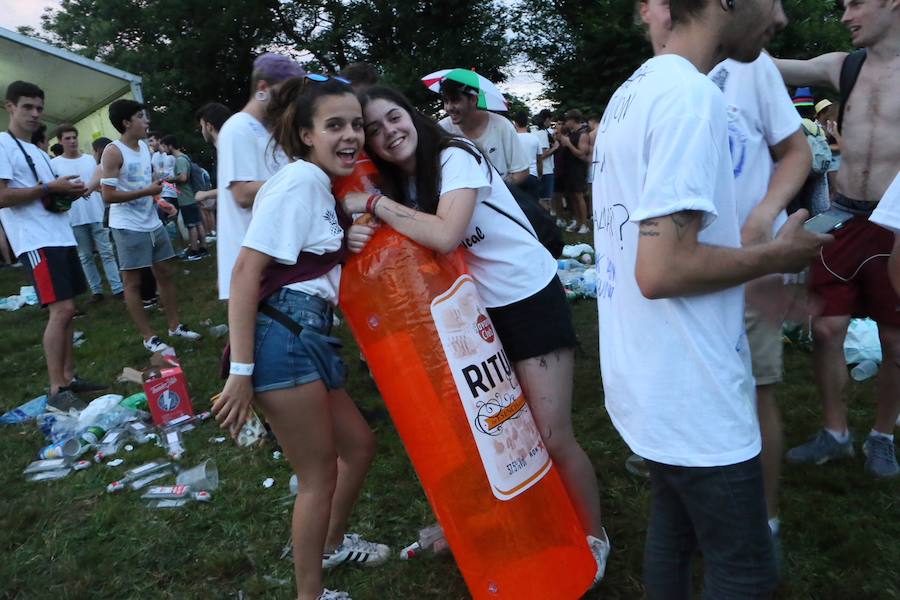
[142,365,194,426]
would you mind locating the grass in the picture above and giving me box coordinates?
[0,238,898,600]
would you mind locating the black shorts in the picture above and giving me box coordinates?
[180,203,202,228]
[559,168,587,195]
[487,276,577,362]
[19,247,87,306]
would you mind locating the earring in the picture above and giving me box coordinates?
[725,0,735,8]
[254,90,269,103]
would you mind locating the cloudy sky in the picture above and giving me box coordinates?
[0,0,59,30]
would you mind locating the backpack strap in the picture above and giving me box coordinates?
[482,199,537,241]
[837,49,867,134]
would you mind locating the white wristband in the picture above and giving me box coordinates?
[229,362,254,376]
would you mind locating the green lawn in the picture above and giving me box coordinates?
[0,242,897,600]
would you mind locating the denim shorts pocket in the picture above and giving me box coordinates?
[299,328,346,390]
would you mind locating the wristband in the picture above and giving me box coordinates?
[366,193,382,214]
[229,362,254,376]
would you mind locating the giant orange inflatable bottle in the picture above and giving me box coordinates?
[336,164,596,599]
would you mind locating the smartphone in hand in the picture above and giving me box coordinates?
[804,206,854,234]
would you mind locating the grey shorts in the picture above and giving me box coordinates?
[111,226,175,270]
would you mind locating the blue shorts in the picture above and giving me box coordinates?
[252,288,346,393]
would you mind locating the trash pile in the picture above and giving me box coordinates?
[843,318,881,382]
[557,243,598,301]
[5,354,226,509]
[0,285,38,311]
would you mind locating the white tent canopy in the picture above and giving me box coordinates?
[0,26,142,150]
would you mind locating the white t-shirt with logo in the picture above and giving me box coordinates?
[0,133,76,255]
[592,54,758,468]
[242,160,343,304]
[439,112,530,178]
[51,154,105,226]
[216,112,288,300]
[517,131,542,177]
[708,54,800,232]
[107,140,160,232]
[436,143,557,308]
[870,171,900,232]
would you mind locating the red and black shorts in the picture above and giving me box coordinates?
[19,247,87,306]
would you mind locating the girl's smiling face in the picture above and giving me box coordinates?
[301,92,365,177]
[363,98,419,174]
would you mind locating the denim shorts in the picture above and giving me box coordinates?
[253,288,347,393]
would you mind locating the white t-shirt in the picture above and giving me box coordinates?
[439,112,530,178]
[870,171,900,232]
[436,143,557,308]
[107,140,160,232]
[517,131,542,177]
[216,112,288,300]
[152,151,177,198]
[592,54,758,468]
[708,54,800,233]
[52,154,104,226]
[0,133,76,255]
[242,160,343,304]
[534,128,553,175]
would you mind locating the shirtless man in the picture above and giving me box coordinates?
[775,0,900,477]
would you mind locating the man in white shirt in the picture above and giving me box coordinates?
[592,1,831,596]
[194,102,233,238]
[437,78,529,185]
[52,124,123,303]
[638,0,815,559]
[513,112,543,199]
[0,81,105,406]
[148,131,178,208]
[533,110,558,210]
[215,52,304,301]
[101,99,200,353]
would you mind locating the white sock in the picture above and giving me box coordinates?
[768,517,780,535]
[825,428,850,443]
[869,429,894,442]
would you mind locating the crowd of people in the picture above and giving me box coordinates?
[1,0,898,599]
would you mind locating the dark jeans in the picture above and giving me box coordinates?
[644,456,777,600]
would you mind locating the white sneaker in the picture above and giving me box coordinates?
[317,590,351,600]
[549,210,557,217]
[555,218,567,228]
[587,529,611,586]
[168,324,202,340]
[143,335,173,354]
[565,221,579,233]
[577,224,591,235]
[322,533,390,568]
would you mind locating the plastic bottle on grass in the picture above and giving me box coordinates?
[340,227,595,600]
[400,523,450,559]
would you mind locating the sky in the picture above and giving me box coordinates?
[0,0,549,109]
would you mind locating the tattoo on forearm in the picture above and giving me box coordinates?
[382,202,418,221]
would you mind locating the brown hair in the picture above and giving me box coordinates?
[267,76,355,161]
[54,123,78,141]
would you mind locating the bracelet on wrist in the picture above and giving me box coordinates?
[229,362,254,376]
[366,193,383,214]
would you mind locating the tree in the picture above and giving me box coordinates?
[513,0,852,111]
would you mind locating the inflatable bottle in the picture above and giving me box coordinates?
[336,164,595,599]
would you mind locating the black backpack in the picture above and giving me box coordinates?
[486,182,564,259]
[837,49,867,134]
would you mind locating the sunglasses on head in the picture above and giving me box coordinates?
[305,73,351,85]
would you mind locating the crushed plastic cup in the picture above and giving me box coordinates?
[175,458,219,491]
[851,359,879,382]
[38,438,81,459]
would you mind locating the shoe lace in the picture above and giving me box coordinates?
[343,533,378,553]
[869,438,897,464]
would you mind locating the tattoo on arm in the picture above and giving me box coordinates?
[670,211,699,241]
[382,202,419,221]
[639,219,661,237]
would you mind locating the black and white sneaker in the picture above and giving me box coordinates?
[322,533,390,569]
[169,324,202,340]
[143,335,173,353]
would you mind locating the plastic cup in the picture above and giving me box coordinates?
[176,458,218,491]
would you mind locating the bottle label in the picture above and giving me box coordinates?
[431,275,551,501]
